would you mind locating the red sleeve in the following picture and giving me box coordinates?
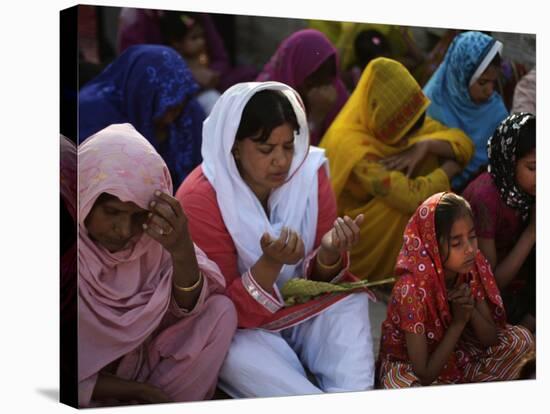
[394,275,427,335]
[175,167,280,328]
[314,165,338,247]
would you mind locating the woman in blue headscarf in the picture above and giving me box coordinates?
[79,44,205,188]
[424,31,508,190]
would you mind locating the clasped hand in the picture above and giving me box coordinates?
[449,283,475,325]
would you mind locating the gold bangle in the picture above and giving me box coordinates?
[316,253,342,270]
[173,271,203,292]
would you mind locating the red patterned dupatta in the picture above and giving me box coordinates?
[380,192,506,381]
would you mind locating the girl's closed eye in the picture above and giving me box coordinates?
[435,193,478,278]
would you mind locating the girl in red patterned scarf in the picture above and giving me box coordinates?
[377,192,534,388]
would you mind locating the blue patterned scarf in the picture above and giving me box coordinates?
[78,45,205,188]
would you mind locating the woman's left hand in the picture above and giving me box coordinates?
[143,190,191,257]
[380,141,430,177]
[320,214,364,254]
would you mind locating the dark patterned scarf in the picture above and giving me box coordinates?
[487,112,535,220]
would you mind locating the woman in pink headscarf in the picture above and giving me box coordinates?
[60,135,77,402]
[256,29,349,146]
[78,123,237,407]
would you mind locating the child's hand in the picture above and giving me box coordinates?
[449,283,475,325]
[260,227,305,265]
[143,190,192,258]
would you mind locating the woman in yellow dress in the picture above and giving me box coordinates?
[320,58,474,284]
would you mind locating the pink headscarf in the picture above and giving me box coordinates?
[78,123,174,383]
[256,29,349,145]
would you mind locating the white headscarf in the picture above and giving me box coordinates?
[201,82,327,288]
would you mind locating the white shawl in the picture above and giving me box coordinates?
[201,82,327,288]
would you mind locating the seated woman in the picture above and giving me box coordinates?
[462,113,535,332]
[256,29,349,146]
[60,134,77,401]
[176,82,376,397]
[320,57,474,284]
[78,44,205,188]
[78,123,237,407]
[377,192,534,388]
[423,31,509,191]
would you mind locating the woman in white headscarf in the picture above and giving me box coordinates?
[176,82,375,397]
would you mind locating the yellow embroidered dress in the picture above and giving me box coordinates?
[320,58,474,281]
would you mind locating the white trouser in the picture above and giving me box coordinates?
[218,292,375,398]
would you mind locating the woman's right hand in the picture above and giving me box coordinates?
[448,283,475,326]
[260,227,305,265]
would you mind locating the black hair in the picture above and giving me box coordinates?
[159,11,199,44]
[354,29,390,69]
[489,52,501,68]
[434,193,474,264]
[516,115,536,160]
[301,55,337,92]
[235,90,300,143]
